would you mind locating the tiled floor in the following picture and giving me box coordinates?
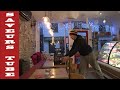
[75,68,100,79]
[86,71,100,79]
[86,68,101,79]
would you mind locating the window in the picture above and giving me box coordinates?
[81,23,89,30]
[99,25,106,32]
[73,21,82,29]
[73,21,89,30]
[49,41,55,53]
[51,23,58,32]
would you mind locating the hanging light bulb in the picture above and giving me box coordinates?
[103,19,106,24]
[51,36,55,45]
[43,17,50,24]
[100,13,102,15]
[45,22,51,29]
[49,29,54,36]
[42,11,54,43]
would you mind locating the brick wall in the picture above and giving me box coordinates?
[19,16,36,73]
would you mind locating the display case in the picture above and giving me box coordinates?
[98,41,120,68]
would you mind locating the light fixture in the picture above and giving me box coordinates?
[43,11,55,44]
[49,29,54,36]
[42,17,50,24]
[100,13,102,15]
[45,22,51,29]
[51,36,55,45]
[103,19,106,24]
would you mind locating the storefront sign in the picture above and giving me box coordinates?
[0,11,19,79]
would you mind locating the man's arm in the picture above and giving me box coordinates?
[65,39,81,57]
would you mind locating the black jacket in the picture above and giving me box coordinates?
[65,35,92,57]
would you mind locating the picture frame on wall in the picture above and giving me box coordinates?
[51,23,58,32]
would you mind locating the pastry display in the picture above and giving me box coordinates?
[98,41,120,68]
[109,42,120,68]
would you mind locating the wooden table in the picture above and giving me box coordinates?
[29,68,69,79]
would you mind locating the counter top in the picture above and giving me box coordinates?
[29,68,69,79]
[42,60,66,68]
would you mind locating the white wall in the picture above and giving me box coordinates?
[88,30,92,47]
[36,22,40,52]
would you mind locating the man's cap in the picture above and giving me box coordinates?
[69,30,77,35]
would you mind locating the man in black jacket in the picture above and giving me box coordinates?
[63,30,104,79]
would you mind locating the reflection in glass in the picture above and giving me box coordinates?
[109,42,120,68]
[98,41,116,63]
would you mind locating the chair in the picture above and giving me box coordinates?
[70,64,77,73]
[31,52,43,65]
[66,58,77,73]
[31,54,38,65]
[36,52,42,63]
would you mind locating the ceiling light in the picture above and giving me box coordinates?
[43,17,50,23]
[103,19,106,24]
[100,13,102,15]
[45,22,51,29]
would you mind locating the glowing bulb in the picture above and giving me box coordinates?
[100,13,102,15]
[49,29,54,36]
[43,17,50,23]
[46,22,51,29]
[103,19,106,23]
[51,36,55,45]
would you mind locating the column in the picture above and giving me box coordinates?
[35,21,40,52]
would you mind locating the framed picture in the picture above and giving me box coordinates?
[51,23,58,32]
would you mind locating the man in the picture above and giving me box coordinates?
[62,30,104,79]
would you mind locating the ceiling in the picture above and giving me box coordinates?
[31,11,120,25]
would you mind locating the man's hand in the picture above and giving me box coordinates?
[62,56,70,63]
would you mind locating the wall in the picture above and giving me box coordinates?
[19,16,36,73]
[35,22,40,52]
[117,28,120,41]
[114,23,120,41]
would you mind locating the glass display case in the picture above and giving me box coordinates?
[98,41,120,68]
